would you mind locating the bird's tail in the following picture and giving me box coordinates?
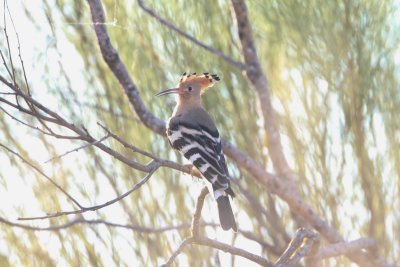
[217,196,237,232]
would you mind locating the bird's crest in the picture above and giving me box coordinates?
[179,72,220,90]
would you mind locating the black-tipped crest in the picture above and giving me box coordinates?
[178,72,220,90]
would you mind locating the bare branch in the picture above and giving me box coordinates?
[5,0,31,95]
[239,229,279,256]
[97,122,201,177]
[195,237,274,267]
[275,228,318,267]
[87,0,165,134]
[310,238,377,260]
[160,237,194,267]
[97,122,157,159]
[18,166,158,221]
[162,186,274,267]
[230,0,290,177]
[228,2,385,266]
[0,143,83,209]
[0,49,13,79]
[0,216,215,233]
[191,186,209,238]
[0,106,57,137]
[44,134,111,163]
[137,0,245,69]
[85,1,395,267]
[2,0,15,84]
[85,0,282,192]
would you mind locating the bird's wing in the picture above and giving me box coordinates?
[167,116,230,192]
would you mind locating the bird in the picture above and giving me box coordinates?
[156,72,237,232]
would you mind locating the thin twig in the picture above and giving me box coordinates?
[0,49,13,79]
[97,122,156,159]
[0,106,63,137]
[77,2,397,267]
[160,237,194,267]
[5,0,30,95]
[0,78,195,176]
[4,0,55,134]
[137,0,244,69]
[0,216,215,233]
[239,229,279,255]
[18,166,158,221]
[0,143,83,209]
[3,0,15,85]
[44,134,111,163]
[0,91,15,95]
[98,122,200,177]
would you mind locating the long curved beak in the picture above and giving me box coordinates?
[155,88,180,97]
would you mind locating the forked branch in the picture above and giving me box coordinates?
[162,186,275,267]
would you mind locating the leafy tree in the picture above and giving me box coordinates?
[0,0,398,266]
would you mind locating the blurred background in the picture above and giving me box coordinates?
[0,0,399,266]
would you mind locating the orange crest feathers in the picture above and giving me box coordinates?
[179,72,220,90]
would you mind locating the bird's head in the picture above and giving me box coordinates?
[155,72,220,99]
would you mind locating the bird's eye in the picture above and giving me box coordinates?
[188,86,192,91]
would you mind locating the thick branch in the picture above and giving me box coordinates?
[310,238,377,260]
[87,0,165,134]
[230,0,290,177]
[85,1,392,267]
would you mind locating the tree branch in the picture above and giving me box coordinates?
[162,186,274,267]
[230,0,291,177]
[191,186,209,238]
[275,228,318,267]
[44,134,111,163]
[0,216,215,233]
[309,238,377,260]
[87,0,165,134]
[137,0,245,69]
[18,166,158,221]
[0,143,84,209]
[85,1,394,266]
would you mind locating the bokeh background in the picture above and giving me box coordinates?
[0,0,399,266]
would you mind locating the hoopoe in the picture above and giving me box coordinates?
[156,72,237,232]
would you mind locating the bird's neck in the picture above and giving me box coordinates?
[172,96,202,116]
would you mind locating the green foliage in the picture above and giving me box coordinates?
[0,0,398,266]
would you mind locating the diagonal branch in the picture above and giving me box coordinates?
[44,134,111,163]
[228,2,384,266]
[275,228,318,267]
[160,237,194,267]
[87,0,165,134]
[0,143,83,209]
[137,0,244,69]
[85,2,394,267]
[18,166,158,221]
[230,0,290,177]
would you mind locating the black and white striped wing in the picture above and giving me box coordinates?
[167,120,230,192]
